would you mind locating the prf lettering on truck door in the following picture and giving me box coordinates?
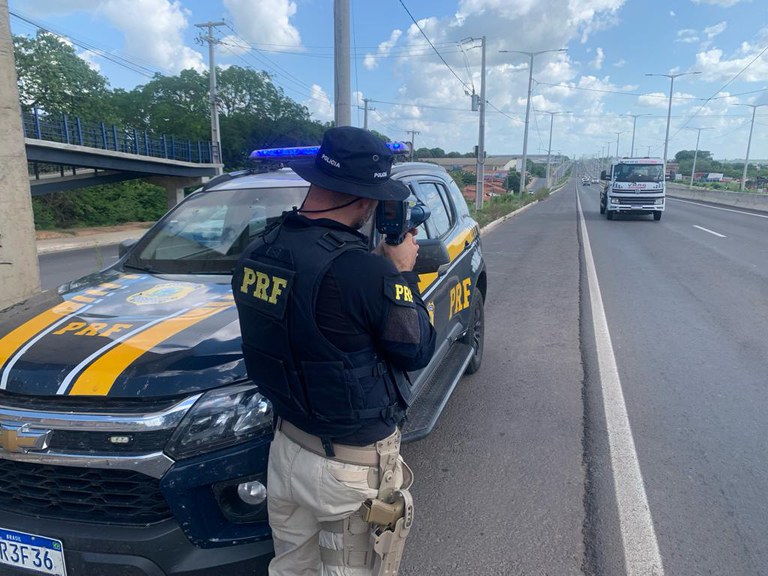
[449,278,472,320]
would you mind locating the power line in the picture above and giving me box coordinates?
[10,10,159,78]
[397,0,472,93]
[671,42,768,140]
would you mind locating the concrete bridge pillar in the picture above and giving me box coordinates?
[147,176,207,210]
[0,1,40,311]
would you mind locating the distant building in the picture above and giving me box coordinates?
[706,173,724,182]
[422,154,550,174]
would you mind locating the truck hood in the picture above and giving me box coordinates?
[0,270,246,398]
[611,181,664,192]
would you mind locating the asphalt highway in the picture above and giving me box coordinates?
[35,181,768,575]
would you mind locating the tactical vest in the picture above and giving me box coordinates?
[232,219,409,444]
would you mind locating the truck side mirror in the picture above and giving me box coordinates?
[119,239,138,258]
[414,238,450,275]
[600,170,607,181]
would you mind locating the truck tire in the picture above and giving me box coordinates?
[653,211,662,221]
[461,290,485,374]
[606,210,614,220]
[599,201,605,215]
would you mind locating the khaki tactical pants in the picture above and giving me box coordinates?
[267,429,405,576]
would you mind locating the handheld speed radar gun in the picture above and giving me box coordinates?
[375,200,431,245]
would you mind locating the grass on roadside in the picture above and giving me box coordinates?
[468,187,551,228]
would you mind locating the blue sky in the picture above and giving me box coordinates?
[8,0,768,161]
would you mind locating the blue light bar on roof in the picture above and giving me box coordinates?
[249,141,411,161]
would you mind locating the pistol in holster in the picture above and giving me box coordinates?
[361,489,414,576]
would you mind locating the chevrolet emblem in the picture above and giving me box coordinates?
[0,421,52,454]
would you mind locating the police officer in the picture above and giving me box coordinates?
[232,126,436,575]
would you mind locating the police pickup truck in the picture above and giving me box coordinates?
[0,145,486,576]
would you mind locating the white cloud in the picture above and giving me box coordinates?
[613,58,626,67]
[77,50,101,72]
[223,0,302,49]
[96,0,205,73]
[670,10,676,16]
[364,29,403,71]
[590,47,605,70]
[676,29,699,43]
[13,0,205,74]
[691,0,746,6]
[304,84,333,122]
[369,0,629,153]
[704,21,728,39]
[695,42,768,82]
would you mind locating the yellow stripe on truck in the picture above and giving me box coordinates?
[0,301,84,368]
[417,226,477,293]
[68,302,233,396]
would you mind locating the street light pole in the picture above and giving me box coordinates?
[740,104,764,191]
[500,48,566,201]
[615,131,623,158]
[625,114,651,157]
[645,71,700,180]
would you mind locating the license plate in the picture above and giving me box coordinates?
[0,527,67,575]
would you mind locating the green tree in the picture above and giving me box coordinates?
[14,31,110,119]
[505,169,521,193]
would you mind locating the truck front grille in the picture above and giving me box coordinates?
[0,458,172,525]
[617,196,658,204]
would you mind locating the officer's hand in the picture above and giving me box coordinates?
[375,231,419,272]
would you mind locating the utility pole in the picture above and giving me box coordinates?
[0,0,40,309]
[688,127,711,189]
[475,36,486,211]
[407,130,420,162]
[740,104,764,191]
[195,20,226,172]
[500,48,566,200]
[615,131,623,158]
[334,0,351,126]
[541,110,569,188]
[362,98,375,130]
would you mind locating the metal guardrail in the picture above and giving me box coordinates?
[22,109,215,164]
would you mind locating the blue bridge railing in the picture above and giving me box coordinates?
[22,109,216,164]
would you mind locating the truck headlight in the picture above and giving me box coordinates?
[611,197,620,204]
[165,383,272,460]
[655,199,664,205]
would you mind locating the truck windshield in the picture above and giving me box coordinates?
[124,186,308,274]
[614,164,663,182]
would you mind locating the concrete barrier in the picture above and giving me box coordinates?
[667,183,768,213]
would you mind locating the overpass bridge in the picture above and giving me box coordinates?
[22,110,222,207]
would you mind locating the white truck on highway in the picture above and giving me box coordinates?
[599,157,665,221]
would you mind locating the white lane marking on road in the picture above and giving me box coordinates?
[693,225,726,238]
[577,190,665,576]
[669,198,768,219]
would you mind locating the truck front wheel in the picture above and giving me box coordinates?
[461,291,484,374]
[606,210,614,220]
[599,200,605,214]
[653,211,662,221]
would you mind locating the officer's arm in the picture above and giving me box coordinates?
[376,270,436,371]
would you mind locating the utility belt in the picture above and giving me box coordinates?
[276,418,391,466]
